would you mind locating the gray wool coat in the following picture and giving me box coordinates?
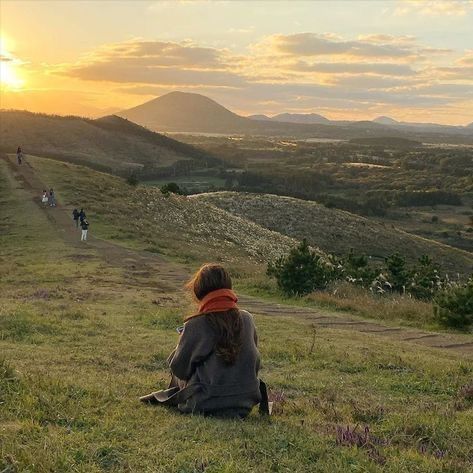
[149,310,262,417]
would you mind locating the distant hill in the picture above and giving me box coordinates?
[271,112,330,125]
[118,91,473,143]
[248,112,330,125]
[0,110,216,177]
[373,116,473,135]
[195,192,473,276]
[373,116,399,125]
[248,114,272,121]
[120,91,249,134]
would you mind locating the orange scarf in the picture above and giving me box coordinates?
[186,289,238,321]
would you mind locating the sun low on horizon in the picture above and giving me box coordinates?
[0,36,25,90]
[1,0,472,124]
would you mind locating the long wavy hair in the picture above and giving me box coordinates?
[186,263,242,364]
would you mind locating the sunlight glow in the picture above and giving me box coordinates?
[0,37,25,90]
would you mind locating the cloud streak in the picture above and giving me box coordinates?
[394,0,473,16]
[264,33,417,58]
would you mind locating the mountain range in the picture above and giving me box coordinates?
[249,112,330,125]
[119,91,473,143]
[251,111,470,132]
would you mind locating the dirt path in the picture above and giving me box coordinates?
[4,154,473,356]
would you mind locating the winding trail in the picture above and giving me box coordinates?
[3,154,472,357]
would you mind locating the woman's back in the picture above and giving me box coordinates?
[169,310,261,416]
[140,263,264,418]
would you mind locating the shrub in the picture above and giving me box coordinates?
[126,173,139,186]
[341,248,377,286]
[433,278,473,330]
[267,239,333,296]
[385,253,409,293]
[409,255,443,300]
[160,182,183,195]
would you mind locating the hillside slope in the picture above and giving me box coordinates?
[24,155,324,267]
[2,155,472,472]
[0,110,215,176]
[195,192,473,275]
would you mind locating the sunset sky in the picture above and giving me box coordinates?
[1,0,472,124]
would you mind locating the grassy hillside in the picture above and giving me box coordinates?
[24,155,309,271]
[1,158,472,473]
[0,110,216,177]
[195,192,473,276]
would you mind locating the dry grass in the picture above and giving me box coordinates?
[196,191,473,276]
[28,155,300,270]
[308,282,435,328]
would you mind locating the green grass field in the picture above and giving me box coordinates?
[1,157,472,472]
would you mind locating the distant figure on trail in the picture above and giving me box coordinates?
[16,147,23,165]
[79,209,86,223]
[41,190,49,206]
[72,208,79,228]
[80,218,89,241]
[140,263,267,418]
[49,188,56,207]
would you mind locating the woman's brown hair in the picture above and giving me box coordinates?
[186,263,242,364]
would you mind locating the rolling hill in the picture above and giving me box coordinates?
[0,110,216,176]
[118,91,473,143]
[195,191,473,276]
[373,116,399,126]
[271,112,330,125]
[247,114,272,121]
[24,155,324,267]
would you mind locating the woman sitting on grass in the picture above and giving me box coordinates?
[140,263,265,418]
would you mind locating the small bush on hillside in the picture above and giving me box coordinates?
[267,239,333,296]
[160,182,183,195]
[340,248,377,286]
[385,253,409,293]
[409,255,443,300]
[434,278,473,330]
[126,173,139,186]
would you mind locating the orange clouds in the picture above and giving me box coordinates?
[3,31,472,124]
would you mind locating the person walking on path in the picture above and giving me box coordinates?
[41,190,49,206]
[79,209,86,223]
[16,147,23,165]
[72,208,80,228]
[80,218,89,241]
[49,188,56,207]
